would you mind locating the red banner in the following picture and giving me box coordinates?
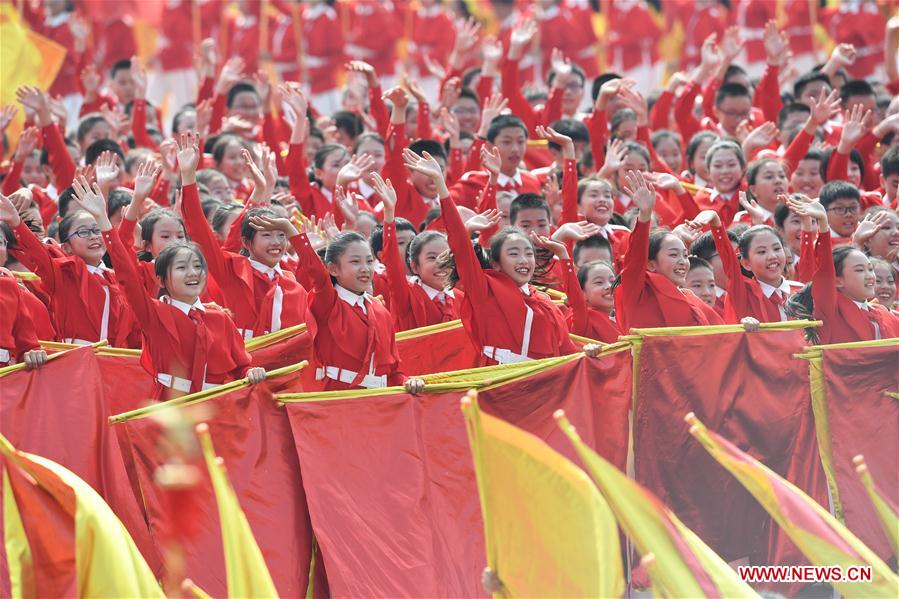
[820,344,899,562]
[633,330,825,565]
[396,324,479,376]
[117,380,320,598]
[284,353,631,597]
[0,348,160,575]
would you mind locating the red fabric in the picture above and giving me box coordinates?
[0,348,161,575]
[1,445,78,597]
[118,380,318,598]
[820,345,899,562]
[450,169,542,211]
[562,260,621,343]
[0,276,42,362]
[395,323,479,376]
[284,353,630,597]
[408,7,455,76]
[345,1,400,76]
[302,4,345,94]
[634,329,815,563]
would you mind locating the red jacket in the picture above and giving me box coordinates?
[104,229,251,400]
[302,3,345,94]
[344,0,400,76]
[0,276,42,364]
[563,258,621,344]
[450,169,542,211]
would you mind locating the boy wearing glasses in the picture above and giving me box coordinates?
[819,180,862,245]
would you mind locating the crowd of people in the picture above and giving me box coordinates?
[1,0,898,401]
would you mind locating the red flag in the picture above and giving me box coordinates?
[283,353,631,596]
[633,329,825,565]
[395,321,479,375]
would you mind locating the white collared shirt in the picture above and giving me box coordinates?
[162,296,205,316]
[497,171,523,188]
[336,284,371,315]
[86,262,111,276]
[853,300,880,338]
[418,280,454,303]
[519,284,531,296]
[715,285,727,298]
[758,277,793,320]
[709,189,736,204]
[358,180,375,199]
[249,259,283,280]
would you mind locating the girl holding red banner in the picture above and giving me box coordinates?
[687,198,803,324]
[247,211,425,393]
[403,148,590,366]
[67,175,265,401]
[786,196,899,344]
[0,273,48,369]
[614,170,724,332]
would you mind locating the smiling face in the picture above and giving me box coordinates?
[243,227,288,268]
[161,247,207,303]
[685,265,717,307]
[691,139,713,182]
[580,180,615,226]
[493,233,535,286]
[328,240,374,294]
[790,158,824,197]
[866,211,899,259]
[62,213,106,266]
[708,148,744,193]
[146,216,186,258]
[217,141,248,183]
[356,138,386,177]
[873,261,897,308]
[779,211,804,253]
[22,154,48,187]
[582,262,615,312]
[749,162,788,210]
[511,207,550,237]
[740,230,786,286]
[836,250,875,302]
[655,137,683,173]
[714,95,752,137]
[314,147,350,192]
[615,152,650,190]
[451,97,481,134]
[825,197,861,237]
[648,234,689,285]
[493,126,527,175]
[411,236,450,290]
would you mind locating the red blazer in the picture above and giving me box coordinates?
[382,221,461,331]
[104,229,251,400]
[383,123,438,230]
[563,259,621,343]
[182,183,309,338]
[615,219,724,332]
[0,276,42,365]
[450,169,542,211]
[690,188,744,228]
[117,216,161,297]
[12,221,134,347]
[290,232,403,391]
[18,280,56,341]
[441,192,577,366]
[812,232,899,344]
[286,143,356,228]
[711,224,803,323]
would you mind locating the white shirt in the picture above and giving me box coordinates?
[86,262,112,276]
[758,278,793,320]
[853,300,880,338]
[336,284,372,315]
[162,296,205,316]
[248,259,283,280]
[418,280,454,303]
[497,171,523,188]
[709,189,737,204]
[519,284,531,296]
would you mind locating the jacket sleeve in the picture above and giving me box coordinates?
[811,231,837,326]
[381,221,414,317]
[439,192,489,303]
[102,228,158,326]
[288,232,336,321]
[181,182,232,289]
[12,220,61,295]
[617,218,650,322]
[41,123,76,190]
[673,82,702,143]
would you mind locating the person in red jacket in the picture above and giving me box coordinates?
[302,0,345,114]
[345,0,400,87]
[0,273,48,369]
[605,0,663,94]
[407,0,456,101]
[564,258,621,344]
[786,195,899,344]
[68,173,265,401]
[614,171,724,332]
[405,148,587,366]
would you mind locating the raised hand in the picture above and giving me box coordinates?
[95,150,120,194]
[337,153,375,186]
[176,131,202,182]
[698,34,723,79]
[403,148,445,183]
[738,191,769,225]
[530,230,570,259]
[508,17,538,60]
[345,60,378,88]
[549,48,574,88]
[838,104,871,152]
[0,192,22,226]
[215,57,245,95]
[617,85,648,126]
[671,223,701,246]
[762,20,789,65]
[552,220,602,243]
[249,213,299,237]
[100,104,129,136]
[785,195,827,229]
[720,26,745,66]
[481,36,503,75]
[252,70,273,109]
[622,170,655,217]
[851,211,890,249]
[15,86,50,126]
[685,209,722,230]
[422,54,447,81]
[439,107,461,148]
[370,172,397,219]
[14,127,39,162]
[133,160,161,200]
[830,43,857,68]
[477,93,508,137]
[195,37,218,78]
[741,121,779,155]
[383,86,410,111]
[807,89,841,129]
[542,172,561,210]
[464,208,502,233]
[665,71,689,95]
[480,145,501,181]
[47,95,69,127]
[452,16,481,58]
[70,176,108,223]
[535,124,574,159]
[646,172,685,194]
[600,138,628,175]
[438,77,462,112]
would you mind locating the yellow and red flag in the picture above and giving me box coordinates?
[853,455,898,557]
[556,412,759,598]
[687,414,899,598]
[196,424,278,598]
[0,434,163,598]
[461,391,624,598]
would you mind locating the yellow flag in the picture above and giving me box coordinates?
[461,391,624,598]
[853,455,898,557]
[0,434,164,598]
[687,414,899,599]
[556,412,759,598]
[196,424,278,598]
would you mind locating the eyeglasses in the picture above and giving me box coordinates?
[826,205,860,216]
[66,226,102,240]
[451,107,480,116]
[718,108,752,119]
[563,82,583,92]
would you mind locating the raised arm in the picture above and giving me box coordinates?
[17,86,75,190]
[0,192,59,294]
[372,173,413,313]
[617,172,656,317]
[787,196,834,320]
[537,125,578,225]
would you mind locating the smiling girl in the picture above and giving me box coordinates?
[733,158,789,226]
[178,132,308,340]
[565,259,621,343]
[786,195,899,343]
[211,134,252,198]
[688,140,747,227]
[404,148,583,365]
[69,179,264,401]
[0,188,133,347]
[614,171,723,331]
[688,198,803,323]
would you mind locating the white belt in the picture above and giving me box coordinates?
[0,348,10,363]
[315,366,387,389]
[237,328,255,341]
[62,338,96,345]
[482,346,533,365]
[156,373,216,393]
